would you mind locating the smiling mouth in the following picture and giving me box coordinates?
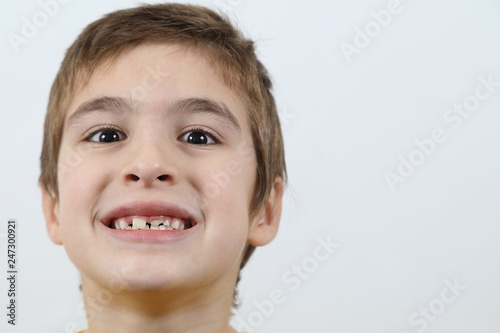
[108,216,194,231]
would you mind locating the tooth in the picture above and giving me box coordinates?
[118,219,129,230]
[150,224,159,230]
[112,220,121,229]
[159,225,168,230]
[163,217,171,227]
[171,218,184,230]
[166,226,174,230]
[132,217,147,230]
[126,226,132,230]
[150,219,163,226]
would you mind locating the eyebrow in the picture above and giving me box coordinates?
[66,96,241,132]
[66,96,133,128]
[169,98,241,132]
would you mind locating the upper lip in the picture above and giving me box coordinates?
[99,200,200,227]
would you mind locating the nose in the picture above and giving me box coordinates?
[120,135,178,187]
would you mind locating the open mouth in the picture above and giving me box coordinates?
[107,216,194,231]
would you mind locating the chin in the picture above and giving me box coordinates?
[121,280,174,294]
[110,261,192,294]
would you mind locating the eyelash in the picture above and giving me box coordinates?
[84,125,221,145]
[85,125,126,143]
[180,126,221,145]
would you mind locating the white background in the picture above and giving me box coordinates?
[1,0,499,332]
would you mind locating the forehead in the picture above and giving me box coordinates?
[64,43,250,130]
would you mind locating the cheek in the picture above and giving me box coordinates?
[56,151,108,270]
[57,149,109,233]
[200,155,257,236]
[200,155,255,206]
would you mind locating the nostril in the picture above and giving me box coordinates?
[123,172,170,183]
[126,174,140,182]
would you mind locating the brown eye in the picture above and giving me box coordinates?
[87,128,127,143]
[179,130,217,145]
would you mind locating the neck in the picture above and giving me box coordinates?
[81,276,238,333]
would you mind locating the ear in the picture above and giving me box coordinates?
[248,177,284,247]
[41,185,63,245]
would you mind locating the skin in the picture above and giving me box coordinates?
[41,43,283,333]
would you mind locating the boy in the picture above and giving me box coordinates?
[39,3,286,333]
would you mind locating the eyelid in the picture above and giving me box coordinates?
[179,126,222,144]
[84,125,127,143]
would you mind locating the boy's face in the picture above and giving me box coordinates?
[42,43,281,295]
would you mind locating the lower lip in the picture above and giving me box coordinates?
[98,221,198,243]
